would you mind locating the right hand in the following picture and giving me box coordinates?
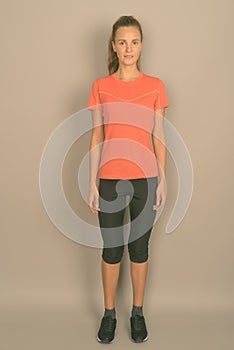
[88,185,100,214]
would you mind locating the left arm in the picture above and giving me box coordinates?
[152,108,167,209]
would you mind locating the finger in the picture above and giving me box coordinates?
[156,195,161,207]
[94,199,100,210]
[153,199,165,210]
[88,202,98,213]
[89,206,98,214]
[93,200,100,211]
[89,206,100,214]
[153,200,160,209]
[153,201,163,210]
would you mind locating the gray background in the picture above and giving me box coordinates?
[1,0,233,349]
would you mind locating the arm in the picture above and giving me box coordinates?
[152,108,167,210]
[89,109,104,188]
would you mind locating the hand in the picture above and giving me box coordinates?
[153,180,167,210]
[88,185,100,214]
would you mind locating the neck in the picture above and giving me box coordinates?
[115,65,141,81]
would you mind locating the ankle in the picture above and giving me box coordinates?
[104,307,116,319]
[132,305,143,317]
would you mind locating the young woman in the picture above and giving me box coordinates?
[87,15,169,344]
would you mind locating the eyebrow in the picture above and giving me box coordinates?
[117,39,140,42]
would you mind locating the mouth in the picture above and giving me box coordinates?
[124,55,134,58]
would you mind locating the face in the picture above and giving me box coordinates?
[112,26,142,67]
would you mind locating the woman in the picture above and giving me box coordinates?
[87,15,169,344]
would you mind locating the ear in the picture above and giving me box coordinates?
[111,40,116,52]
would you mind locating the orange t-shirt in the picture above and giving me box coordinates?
[87,72,169,180]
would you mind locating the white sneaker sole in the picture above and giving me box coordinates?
[97,335,114,344]
[130,335,148,343]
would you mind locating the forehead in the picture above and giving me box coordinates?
[115,26,141,39]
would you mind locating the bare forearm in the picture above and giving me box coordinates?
[152,134,167,183]
[89,134,103,187]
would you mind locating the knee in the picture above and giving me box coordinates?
[128,244,149,263]
[102,246,124,264]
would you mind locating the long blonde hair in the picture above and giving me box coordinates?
[108,15,143,75]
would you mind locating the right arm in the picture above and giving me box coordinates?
[88,109,104,213]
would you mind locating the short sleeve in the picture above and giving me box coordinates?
[87,79,102,111]
[154,79,170,110]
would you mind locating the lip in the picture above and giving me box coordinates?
[124,55,133,57]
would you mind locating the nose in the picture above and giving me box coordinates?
[126,44,132,52]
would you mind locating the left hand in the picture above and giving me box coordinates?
[153,180,167,210]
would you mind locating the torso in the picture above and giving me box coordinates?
[88,72,169,179]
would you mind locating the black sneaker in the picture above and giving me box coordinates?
[130,314,148,343]
[97,315,117,344]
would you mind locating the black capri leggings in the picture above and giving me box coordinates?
[98,176,158,264]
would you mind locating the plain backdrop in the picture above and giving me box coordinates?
[0,0,233,349]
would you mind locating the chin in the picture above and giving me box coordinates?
[122,59,138,65]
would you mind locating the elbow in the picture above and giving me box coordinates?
[91,128,104,145]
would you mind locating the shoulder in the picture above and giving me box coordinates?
[142,73,165,86]
[90,74,113,87]
[142,74,169,97]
